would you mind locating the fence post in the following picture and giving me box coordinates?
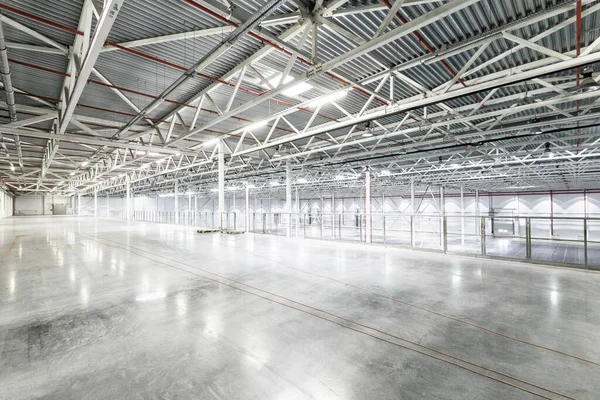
[584,218,588,267]
[481,217,487,256]
[525,217,532,260]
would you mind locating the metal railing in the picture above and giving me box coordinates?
[101,209,600,270]
[248,212,600,270]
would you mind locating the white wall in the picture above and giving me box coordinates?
[0,188,13,219]
[14,195,72,215]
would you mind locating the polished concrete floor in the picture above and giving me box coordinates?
[2,216,600,399]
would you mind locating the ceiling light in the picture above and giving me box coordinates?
[267,74,294,87]
[156,158,165,164]
[81,161,88,167]
[246,184,256,189]
[380,170,391,176]
[273,152,280,158]
[450,163,461,168]
[247,119,268,131]
[70,172,75,176]
[283,81,313,97]
[532,126,542,135]
[158,193,174,197]
[296,178,308,184]
[266,74,313,97]
[544,142,554,159]
[174,152,181,156]
[309,90,348,107]
[10,165,15,171]
[210,188,219,192]
[269,181,279,186]
[362,132,373,137]
[580,67,600,92]
[227,186,240,191]
[148,152,161,156]
[58,181,64,185]
[335,175,347,181]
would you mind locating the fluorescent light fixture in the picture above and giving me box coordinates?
[269,181,280,186]
[58,181,64,185]
[247,119,268,131]
[309,90,348,107]
[210,188,219,192]
[81,161,88,167]
[268,74,293,87]
[10,165,15,171]
[158,193,174,197]
[283,81,313,97]
[148,152,161,156]
[227,186,240,191]
[450,163,461,168]
[273,152,281,158]
[70,172,75,176]
[335,175,347,180]
[155,158,165,164]
[266,74,313,97]
[184,191,195,195]
[174,152,181,156]
[296,178,308,184]
[246,184,256,189]
[362,132,373,137]
[380,170,391,176]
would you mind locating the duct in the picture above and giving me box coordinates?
[0,16,22,168]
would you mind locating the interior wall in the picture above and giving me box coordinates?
[13,195,71,216]
[0,188,13,219]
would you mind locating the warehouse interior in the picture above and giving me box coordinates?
[2,0,600,398]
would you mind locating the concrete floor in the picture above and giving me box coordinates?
[2,217,600,399]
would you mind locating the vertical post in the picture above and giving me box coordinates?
[460,186,465,245]
[77,193,82,216]
[550,191,554,237]
[295,187,299,237]
[365,169,372,243]
[174,180,179,224]
[475,189,480,238]
[94,190,98,217]
[332,191,336,239]
[584,218,588,266]
[106,193,109,218]
[218,139,225,229]
[125,176,131,220]
[245,184,250,233]
[411,179,415,247]
[481,216,486,256]
[285,159,292,238]
[439,186,445,246]
[526,217,532,260]
[515,194,520,237]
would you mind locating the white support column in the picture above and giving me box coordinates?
[439,186,445,246]
[460,186,465,245]
[365,169,372,243]
[295,187,299,237]
[218,139,225,229]
[515,193,520,236]
[410,178,415,247]
[245,184,250,233]
[106,193,109,217]
[125,176,130,220]
[174,180,179,224]
[94,190,98,217]
[285,159,292,237]
[475,189,480,236]
[188,192,192,212]
[77,193,82,216]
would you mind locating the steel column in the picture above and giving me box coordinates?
[365,169,372,243]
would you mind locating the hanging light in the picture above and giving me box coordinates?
[544,142,554,159]
[296,178,308,184]
[269,181,279,186]
[580,67,600,92]
[380,170,391,176]
[10,164,15,171]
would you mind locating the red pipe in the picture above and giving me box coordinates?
[380,0,481,102]
[0,4,338,122]
[576,0,582,149]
